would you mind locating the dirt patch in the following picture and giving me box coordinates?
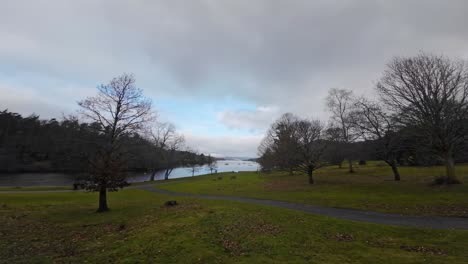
[400,245,447,256]
[364,239,392,248]
[326,232,355,242]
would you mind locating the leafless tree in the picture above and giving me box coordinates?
[151,122,176,149]
[207,156,218,174]
[326,88,359,173]
[351,97,402,181]
[187,161,201,177]
[183,148,201,177]
[323,127,346,168]
[78,73,154,212]
[294,119,327,184]
[258,114,327,184]
[377,53,468,183]
[150,122,185,180]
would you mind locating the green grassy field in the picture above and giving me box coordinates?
[0,186,73,191]
[159,162,468,217]
[1,189,468,263]
[2,162,468,263]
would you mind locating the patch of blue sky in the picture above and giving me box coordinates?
[155,96,257,137]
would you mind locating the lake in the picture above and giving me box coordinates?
[0,160,259,187]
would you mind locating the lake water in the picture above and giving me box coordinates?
[0,160,259,187]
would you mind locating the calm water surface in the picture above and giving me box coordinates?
[0,160,259,187]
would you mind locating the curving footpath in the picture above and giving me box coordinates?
[138,185,468,230]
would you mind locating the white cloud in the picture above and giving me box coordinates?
[0,84,68,118]
[183,132,262,158]
[0,75,95,119]
[217,105,280,132]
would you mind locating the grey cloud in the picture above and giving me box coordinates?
[2,1,468,103]
[2,0,468,155]
[0,85,68,119]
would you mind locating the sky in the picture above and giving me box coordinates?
[2,0,468,157]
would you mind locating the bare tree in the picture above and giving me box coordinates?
[323,126,346,168]
[150,122,185,180]
[377,53,468,183]
[351,98,402,181]
[326,88,358,173]
[207,155,218,174]
[258,114,327,184]
[78,73,154,212]
[152,122,176,149]
[294,119,327,184]
[187,160,201,177]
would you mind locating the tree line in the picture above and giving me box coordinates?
[0,110,212,175]
[258,53,468,185]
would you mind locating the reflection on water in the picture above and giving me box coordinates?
[128,160,259,182]
[0,160,259,187]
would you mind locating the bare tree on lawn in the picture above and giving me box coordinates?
[323,126,346,168]
[78,73,154,212]
[326,88,359,173]
[258,114,327,184]
[377,53,468,183]
[351,97,402,181]
[294,119,327,184]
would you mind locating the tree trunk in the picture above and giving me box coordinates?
[390,161,400,181]
[97,187,109,212]
[289,167,293,175]
[444,154,458,183]
[307,165,314,184]
[150,170,156,181]
[348,159,354,173]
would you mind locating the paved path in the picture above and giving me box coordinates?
[139,185,468,230]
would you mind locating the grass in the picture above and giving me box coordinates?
[158,162,468,217]
[0,186,73,191]
[1,188,468,263]
[0,180,160,192]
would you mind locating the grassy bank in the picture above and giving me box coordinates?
[1,189,468,263]
[158,162,468,217]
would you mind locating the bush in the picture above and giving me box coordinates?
[358,160,367,165]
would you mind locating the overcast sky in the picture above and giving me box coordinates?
[2,0,468,157]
